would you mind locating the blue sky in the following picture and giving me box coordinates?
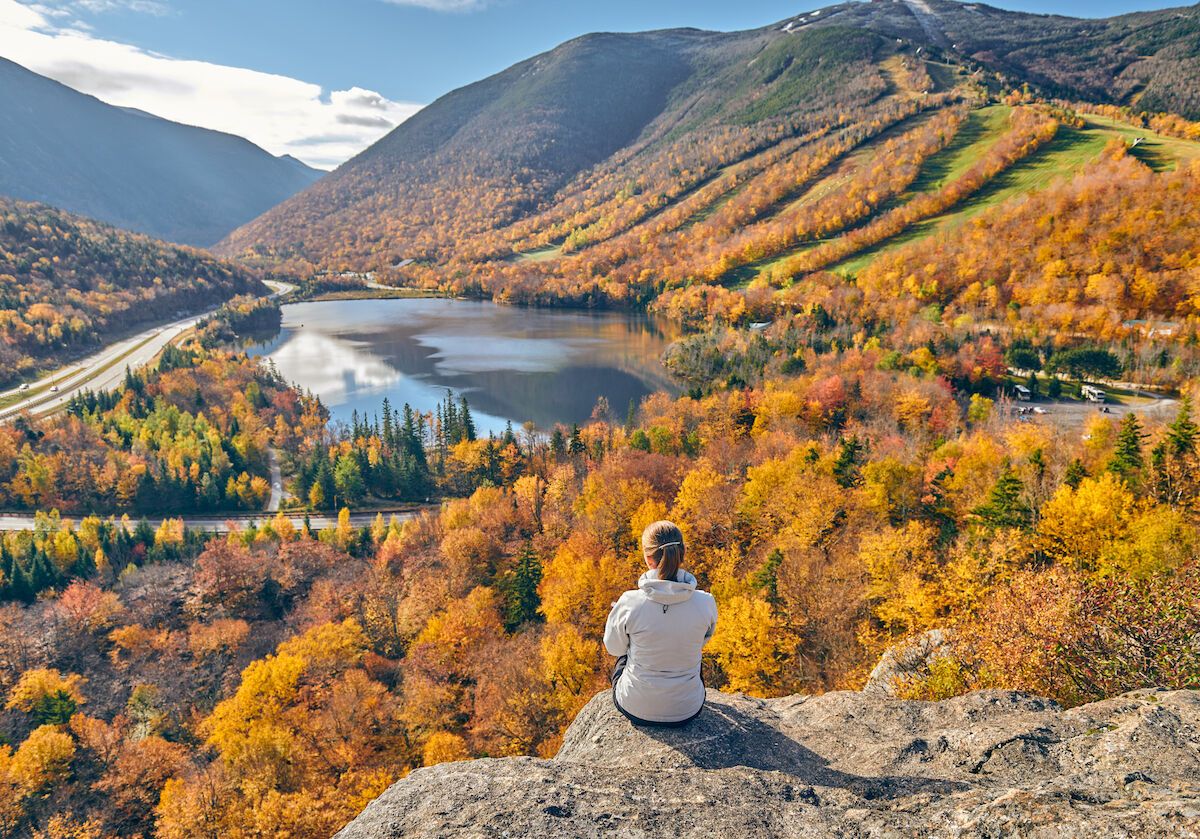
[0,0,1185,168]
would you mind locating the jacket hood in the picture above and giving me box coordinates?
[638,569,698,604]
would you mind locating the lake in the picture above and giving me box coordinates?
[250,298,679,434]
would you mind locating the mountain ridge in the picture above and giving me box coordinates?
[0,56,322,247]
[217,0,1200,276]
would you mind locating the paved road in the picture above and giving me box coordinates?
[0,280,295,422]
[0,508,419,534]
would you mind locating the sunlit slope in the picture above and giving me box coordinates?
[829,110,1200,280]
[219,25,897,271]
[220,0,1200,306]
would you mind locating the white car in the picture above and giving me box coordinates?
[18,383,30,392]
[50,385,59,393]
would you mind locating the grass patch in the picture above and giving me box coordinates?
[831,121,1119,277]
[831,114,1200,278]
[512,243,564,263]
[1077,113,1200,172]
[901,105,1012,197]
[726,106,1002,287]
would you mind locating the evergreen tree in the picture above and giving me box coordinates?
[33,690,78,726]
[832,437,866,489]
[1063,458,1088,489]
[333,454,365,506]
[1152,397,1199,504]
[7,560,34,604]
[482,437,500,485]
[381,398,395,449]
[568,424,585,456]
[1107,412,1146,484]
[751,549,784,610]
[549,427,566,458]
[30,551,56,593]
[1165,396,1198,458]
[500,542,543,632]
[974,467,1031,529]
[313,459,336,510]
[459,395,476,442]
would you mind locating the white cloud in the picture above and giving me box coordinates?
[70,0,170,15]
[381,0,491,12]
[0,0,423,169]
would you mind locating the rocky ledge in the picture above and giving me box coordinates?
[337,688,1200,838]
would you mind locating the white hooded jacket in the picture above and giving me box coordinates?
[603,569,718,724]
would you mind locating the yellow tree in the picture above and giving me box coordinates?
[706,592,785,696]
[1037,472,1135,571]
[859,521,946,642]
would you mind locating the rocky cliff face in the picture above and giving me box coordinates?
[338,688,1200,838]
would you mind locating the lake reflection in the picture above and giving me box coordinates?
[250,298,679,434]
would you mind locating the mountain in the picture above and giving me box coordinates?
[0,195,261,385]
[219,1,1200,280]
[337,687,1200,838]
[0,57,322,247]
[801,0,1200,118]
[217,23,891,269]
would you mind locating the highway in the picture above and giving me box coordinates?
[0,508,421,534]
[0,280,295,422]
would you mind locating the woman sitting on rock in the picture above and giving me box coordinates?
[603,520,718,726]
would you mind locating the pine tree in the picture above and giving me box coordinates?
[1165,396,1198,458]
[751,549,784,610]
[1152,397,1199,505]
[1063,458,1088,489]
[459,395,476,442]
[974,467,1031,529]
[500,542,543,632]
[7,561,34,604]
[381,398,395,448]
[568,424,585,456]
[1107,412,1145,484]
[832,437,866,488]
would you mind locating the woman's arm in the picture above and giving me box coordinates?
[603,597,630,656]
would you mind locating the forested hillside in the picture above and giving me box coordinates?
[0,58,321,247]
[7,2,1200,836]
[218,24,897,270]
[1,327,1199,835]
[0,197,263,386]
[220,0,1200,286]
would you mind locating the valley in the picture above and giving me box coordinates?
[3,1,1200,836]
[0,281,295,422]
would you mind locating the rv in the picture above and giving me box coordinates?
[1014,385,1031,401]
[1081,384,1106,403]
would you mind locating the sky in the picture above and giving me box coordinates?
[0,0,1186,169]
